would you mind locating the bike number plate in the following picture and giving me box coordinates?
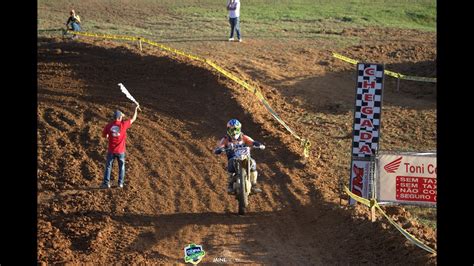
[234,147,249,158]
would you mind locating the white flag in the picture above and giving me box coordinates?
[118,83,140,108]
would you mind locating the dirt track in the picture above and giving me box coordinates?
[37,25,436,264]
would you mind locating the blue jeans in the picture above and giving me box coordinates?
[103,152,125,185]
[71,22,81,31]
[229,17,241,40]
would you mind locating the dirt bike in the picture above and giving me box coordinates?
[223,143,264,215]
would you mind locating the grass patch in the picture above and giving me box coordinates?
[405,205,437,229]
[38,0,436,42]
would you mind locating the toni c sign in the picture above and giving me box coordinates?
[376,152,436,206]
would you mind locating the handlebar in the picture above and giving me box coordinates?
[216,143,265,154]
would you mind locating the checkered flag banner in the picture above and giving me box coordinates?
[351,63,384,158]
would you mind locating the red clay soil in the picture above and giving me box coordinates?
[37,27,436,264]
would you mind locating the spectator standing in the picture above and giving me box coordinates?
[100,106,139,189]
[226,0,242,42]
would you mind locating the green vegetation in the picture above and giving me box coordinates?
[172,0,435,30]
[38,0,436,41]
[405,205,437,229]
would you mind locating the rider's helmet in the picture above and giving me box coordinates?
[227,119,242,140]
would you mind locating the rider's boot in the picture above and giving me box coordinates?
[227,172,235,194]
[250,171,262,193]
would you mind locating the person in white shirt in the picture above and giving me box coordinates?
[226,0,242,42]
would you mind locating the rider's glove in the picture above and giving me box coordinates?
[214,147,224,154]
[253,141,265,149]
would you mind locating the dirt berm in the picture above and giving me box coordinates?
[37,36,436,264]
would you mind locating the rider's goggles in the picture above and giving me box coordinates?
[228,127,241,136]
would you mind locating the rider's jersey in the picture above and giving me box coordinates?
[217,132,254,160]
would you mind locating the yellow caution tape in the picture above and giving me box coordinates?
[204,60,266,99]
[63,30,310,157]
[142,38,206,62]
[344,186,371,207]
[38,28,65,32]
[333,53,358,65]
[344,186,436,255]
[302,139,311,158]
[332,53,436,83]
[384,70,403,79]
[373,201,437,254]
[206,59,311,157]
[400,75,437,83]
[71,31,140,41]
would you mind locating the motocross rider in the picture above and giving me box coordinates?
[214,119,265,194]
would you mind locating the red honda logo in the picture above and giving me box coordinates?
[384,157,402,173]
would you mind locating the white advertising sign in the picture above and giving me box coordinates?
[376,153,436,206]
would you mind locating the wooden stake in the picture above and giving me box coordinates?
[370,205,376,222]
[369,199,376,222]
[138,39,143,52]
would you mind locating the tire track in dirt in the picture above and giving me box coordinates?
[37,37,435,264]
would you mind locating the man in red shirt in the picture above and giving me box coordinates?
[101,106,139,188]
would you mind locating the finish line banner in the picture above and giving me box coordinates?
[349,63,384,204]
[351,63,384,158]
[376,152,436,206]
